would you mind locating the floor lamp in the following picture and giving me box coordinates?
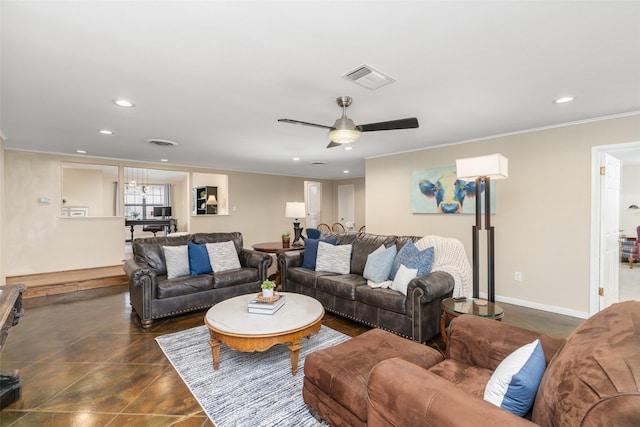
[455,154,508,302]
[285,202,306,246]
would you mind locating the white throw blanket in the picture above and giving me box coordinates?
[415,235,473,298]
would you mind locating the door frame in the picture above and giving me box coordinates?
[590,141,640,315]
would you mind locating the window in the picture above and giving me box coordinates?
[124,184,169,219]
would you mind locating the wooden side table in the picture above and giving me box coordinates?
[252,241,304,285]
[440,298,504,344]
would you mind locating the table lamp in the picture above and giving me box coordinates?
[285,202,306,246]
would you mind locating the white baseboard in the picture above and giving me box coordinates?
[478,293,589,319]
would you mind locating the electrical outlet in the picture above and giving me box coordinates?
[515,272,522,281]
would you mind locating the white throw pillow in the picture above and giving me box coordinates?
[390,264,418,295]
[206,241,241,272]
[484,339,546,416]
[315,242,352,274]
[163,245,190,279]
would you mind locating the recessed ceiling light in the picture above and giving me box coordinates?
[160,158,169,162]
[76,149,87,154]
[293,157,300,161]
[343,170,350,174]
[99,129,113,135]
[554,96,574,104]
[344,146,353,150]
[113,98,135,107]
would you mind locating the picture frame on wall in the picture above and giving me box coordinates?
[411,166,496,214]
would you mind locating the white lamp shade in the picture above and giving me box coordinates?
[206,195,218,205]
[285,202,306,219]
[455,153,509,180]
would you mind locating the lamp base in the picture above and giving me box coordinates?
[292,222,304,246]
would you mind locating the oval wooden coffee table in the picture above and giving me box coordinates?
[204,292,324,376]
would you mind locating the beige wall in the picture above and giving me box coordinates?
[3,150,335,276]
[367,114,640,317]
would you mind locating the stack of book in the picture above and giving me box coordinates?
[247,295,286,315]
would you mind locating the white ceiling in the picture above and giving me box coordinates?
[2,1,640,179]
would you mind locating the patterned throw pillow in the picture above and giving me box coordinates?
[163,245,190,279]
[315,242,352,274]
[188,241,212,276]
[206,241,241,272]
[363,244,397,284]
[302,238,337,269]
[389,240,434,280]
[390,264,418,295]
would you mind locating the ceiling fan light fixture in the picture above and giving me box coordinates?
[328,128,361,144]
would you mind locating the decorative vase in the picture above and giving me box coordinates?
[262,288,274,298]
[282,238,290,248]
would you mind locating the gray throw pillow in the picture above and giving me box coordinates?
[163,245,190,279]
[363,244,397,283]
[206,241,241,272]
[315,242,352,274]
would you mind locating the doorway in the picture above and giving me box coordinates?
[338,184,355,227]
[590,141,640,314]
[304,181,322,229]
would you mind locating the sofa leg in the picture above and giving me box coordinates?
[141,319,153,329]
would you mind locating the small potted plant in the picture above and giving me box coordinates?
[281,232,291,248]
[261,279,276,298]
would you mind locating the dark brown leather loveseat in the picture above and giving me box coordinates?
[278,231,455,343]
[124,232,272,328]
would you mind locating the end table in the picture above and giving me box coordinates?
[440,297,504,344]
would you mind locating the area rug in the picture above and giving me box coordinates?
[156,325,351,426]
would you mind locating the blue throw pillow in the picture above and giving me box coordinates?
[188,241,213,276]
[302,238,337,269]
[389,240,434,280]
[484,339,546,416]
[363,244,397,283]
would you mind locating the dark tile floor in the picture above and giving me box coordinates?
[0,286,582,426]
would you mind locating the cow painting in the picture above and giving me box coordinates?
[411,167,493,214]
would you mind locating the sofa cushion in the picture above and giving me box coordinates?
[484,339,546,416]
[188,242,212,276]
[302,238,337,269]
[363,244,397,284]
[288,267,336,290]
[133,234,191,275]
[163,245,190,279]
[206,241,241,272]
[156,274,214,299]
[355,286,408,315]
[317,274,366,300]
[212,268,259,289]
[389,240,434,280]
[316,242,352,274]
[391,264,418,295]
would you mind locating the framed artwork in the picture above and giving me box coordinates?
[411,166,496,214]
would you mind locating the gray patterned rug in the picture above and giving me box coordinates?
[156,325,350,426]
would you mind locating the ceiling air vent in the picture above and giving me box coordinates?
[311,161,327,165]
[147,139,178,147]
[342,64,395,90]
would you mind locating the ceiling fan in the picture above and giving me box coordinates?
[278,96,419,148]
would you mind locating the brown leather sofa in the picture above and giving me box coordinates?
[124,232,272,328]
[278,231,455,343]
[368,300,640,426]
[305,300,639,426]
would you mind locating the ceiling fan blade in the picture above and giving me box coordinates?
[357,117,419,132]
[326,141,341,148]
[278,119,332,130]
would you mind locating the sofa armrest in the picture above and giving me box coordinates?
[277,250,304,290]
[239,249,273,281]
[407,271,455,303]
[367,358,535,427]
[448,315,566,371]
[123,259,157,287]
